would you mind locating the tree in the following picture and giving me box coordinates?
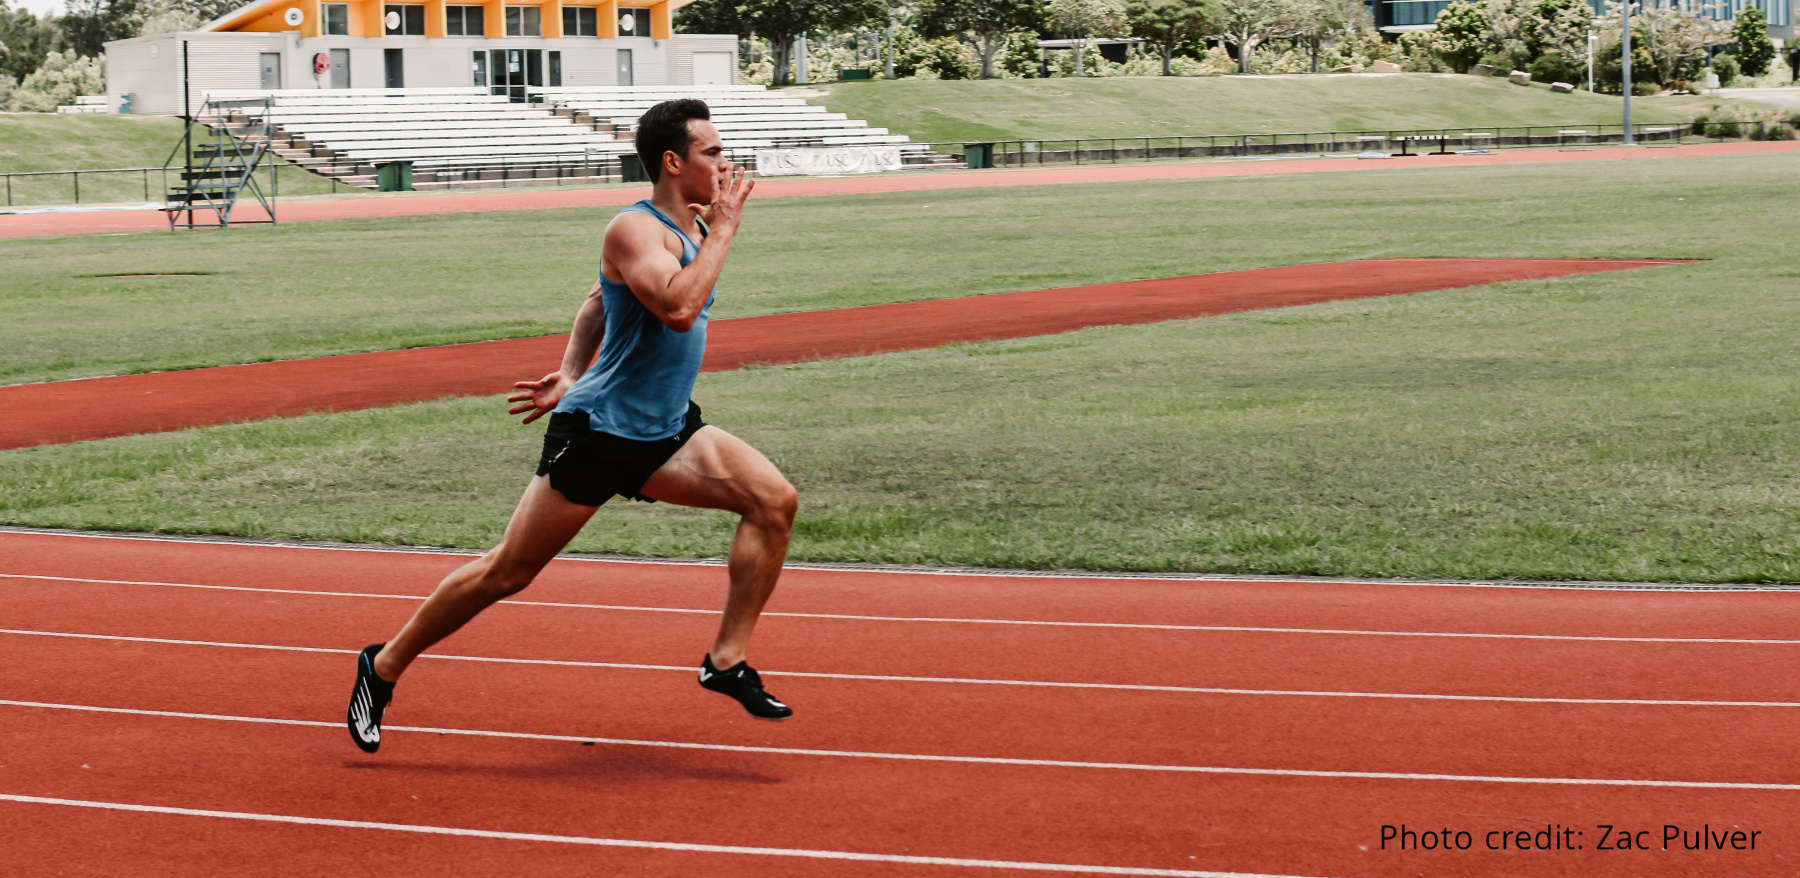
[1429,0,1488,72]
[1633,0,1725,85]
[917,0,1041,78]
[0,0,54,79]
[1730,6,1773,77]
[13,47,103,110]
[1124,0,1219,75]
[1288,0,1363,73]
[682,0,885,86]
[999,28,1041,76]
[1526,0,1593,61]
[1048,0,1126,76]
[1212,0,1301,73]
[58,0,145,58]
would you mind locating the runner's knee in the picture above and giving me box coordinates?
[473,555,538,600]
[754,479,798,528]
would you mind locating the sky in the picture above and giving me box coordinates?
[12,0,68,16]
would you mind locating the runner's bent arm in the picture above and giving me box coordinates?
[507,280,605,424]
[607,166,752,333]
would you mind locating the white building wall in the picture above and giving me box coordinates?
[667,33,735,86]
[106,31,288,115]
[107,32,738,113]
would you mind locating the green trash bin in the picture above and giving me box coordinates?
[376,161,413,192]
[964,142,996,169]
[621,153,650,183]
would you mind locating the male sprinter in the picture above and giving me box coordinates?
[347,99,798,753]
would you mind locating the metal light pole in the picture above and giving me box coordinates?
[795,33,808,84]
[1586,30,1595,92]
[1621,0,1633,145]
[885,19,895,78]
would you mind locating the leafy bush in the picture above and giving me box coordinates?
[1324,26,1401,70]
[1528,51,1579,84]
[1171,46,1235,75]
[1592,35,1656,92]
[999,30,1041,77]
[11,49,104,112]
[1730,8,1774,77]
[1255,44,1312,74]
[918,36,979,79]
[1711,52,1739,87]
[1692,100,1792,138]
[1430,1,1489,72]
[1397,30,1451,72]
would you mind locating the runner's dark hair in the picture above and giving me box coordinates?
[635,99,712,183]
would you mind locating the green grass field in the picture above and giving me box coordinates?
[0,113,363,205]
[812,75,1755,143]
[3,152,1798,582]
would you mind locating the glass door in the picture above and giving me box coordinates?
[488,49,542,102]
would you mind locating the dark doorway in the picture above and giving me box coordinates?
[384,48,404,88]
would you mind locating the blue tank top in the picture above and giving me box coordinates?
[553,200,713,440]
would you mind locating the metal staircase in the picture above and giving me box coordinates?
[161,97,277,229]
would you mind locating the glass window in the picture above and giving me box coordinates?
[384,3,425,34]
[617,7,649,35]
[561,6,597,35]
[447,5,462,34]
[323,2,348,34]
[461,5,485,34]
[526,48,543,86]
[505,5,541,35]
[549,50,561,85]
[472,51,487,85]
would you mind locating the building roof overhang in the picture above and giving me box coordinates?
[204,0,693,34]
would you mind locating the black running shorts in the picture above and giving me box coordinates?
[536,401,706,507]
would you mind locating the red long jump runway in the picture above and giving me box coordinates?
[1,141,1795,240]
[4,530,1800,877]
[0,257,1685,451]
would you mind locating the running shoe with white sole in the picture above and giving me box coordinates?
[347,643,395,752]
[698,655,792,719]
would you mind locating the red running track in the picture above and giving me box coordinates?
[3,528,1799,877]
[2,141,1796,240]
[0,258,1685,450]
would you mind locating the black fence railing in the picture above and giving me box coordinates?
[0,161,360,208]
[1,166,162,207]
[918,120,1794,168]
[404,156,625,190]
[7,120,1791,206]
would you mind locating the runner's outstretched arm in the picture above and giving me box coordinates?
[507,280,607,424]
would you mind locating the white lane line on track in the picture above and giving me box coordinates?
[6,523,1782,591]
[0,793,1319,878]
[8,627,1799,708]
[8,699,1800,791]
[8,572,1797,645]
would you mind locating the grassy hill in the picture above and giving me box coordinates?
[0,113,190,174]
[811,74,1764,143]
[0,112,352,204]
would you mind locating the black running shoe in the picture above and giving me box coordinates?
[347,643,396,753]
[698,655,792,719]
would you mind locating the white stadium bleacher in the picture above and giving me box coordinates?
[202,86,936,190]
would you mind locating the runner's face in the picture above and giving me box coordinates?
[675,120,730,204]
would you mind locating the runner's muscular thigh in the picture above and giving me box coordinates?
[640,426,787,515]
